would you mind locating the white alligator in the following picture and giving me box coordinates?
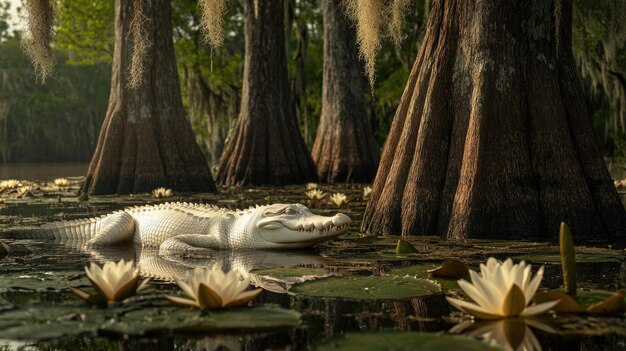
[25,202,352,254]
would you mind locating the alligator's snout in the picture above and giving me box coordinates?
[294,213,352,233]
[332,213,351,226]
[256,204,353,246]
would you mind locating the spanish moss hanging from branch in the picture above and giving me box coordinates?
[199,0,228,48]
[343,0,410,89]
[343,0,384,89]
[21,0,55,83]
[128,0,150,89]
[388,0,410,48]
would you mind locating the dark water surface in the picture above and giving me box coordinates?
[0,181,625,350]
[0,163,89,181]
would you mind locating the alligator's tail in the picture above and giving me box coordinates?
[18,216,105,241]
[16,210,137,243]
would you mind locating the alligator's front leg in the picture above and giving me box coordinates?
[158,234,222,256]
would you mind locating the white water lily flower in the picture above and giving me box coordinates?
[305,189,326,202]
[53,178,70,187]
[306,182,318,190]
[15,186,34,198]
[446,258,559,320]
[329,193,349,207]
[167,265,262,310]
[0,179,21,190]
[72,259,149,303]
[362,186,372,199]
[152,187,173,198]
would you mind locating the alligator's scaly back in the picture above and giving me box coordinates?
[28,202,230,242]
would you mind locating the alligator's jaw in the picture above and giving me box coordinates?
[258,213,352,245]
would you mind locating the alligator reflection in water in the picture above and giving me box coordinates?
[84,243,330,293]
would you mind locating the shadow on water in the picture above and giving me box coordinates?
[0,183,626,350]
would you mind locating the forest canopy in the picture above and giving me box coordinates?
[0,0,624,164]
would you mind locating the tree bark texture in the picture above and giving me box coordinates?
[81,0,215,195]
[311,0,380,183]
[362,0,626,242]
[216,0,316,186]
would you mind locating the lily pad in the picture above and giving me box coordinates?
[101,306,301,335]
[468,239,549,249]
[513,253,624,264]
[532,289,626,314]
[427,260,469,280]
[0,302,301,341]
[387,265,461,291]
[0,304,105,340]
[250,266,330,279]
[0,271,89,293]
[290,275,441,300]
[313,332,501,351]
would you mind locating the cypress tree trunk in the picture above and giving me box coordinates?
[362,0,626,242]
[311,0,379,183]
[216,0,316,186]
[81,0,215,195]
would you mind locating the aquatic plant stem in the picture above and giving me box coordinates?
[560,222,577,295]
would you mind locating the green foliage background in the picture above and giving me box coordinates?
[0,0,624,163]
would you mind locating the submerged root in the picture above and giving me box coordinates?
[21,0,55,83]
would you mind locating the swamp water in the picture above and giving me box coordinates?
[0,181,625,350]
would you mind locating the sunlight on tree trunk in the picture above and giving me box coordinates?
[312,0,379,183]
[362,0,626,242]
[81,0,215,195]
[216,0,316,186]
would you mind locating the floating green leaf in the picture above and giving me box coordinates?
[313,332,501,351]
[387,265,460,291]
[533,289,626,314]
[290,275,441,300]
[100,306,301,335]
[0,304,105,340]
[0,271,89,293]
[468,239,549,249]
[512,253,623,264]
[427,260,469,280]
[251,267,330,279]
[395,239,418,254]
[0,302,300,341]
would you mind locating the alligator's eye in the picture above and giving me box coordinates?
[285,208,297,215]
